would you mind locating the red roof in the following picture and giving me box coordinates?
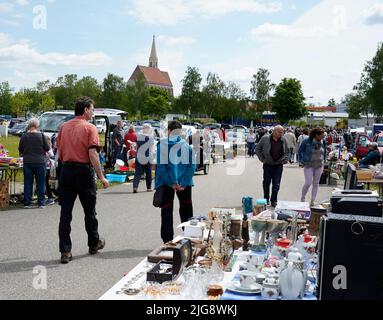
[137,65,172,87]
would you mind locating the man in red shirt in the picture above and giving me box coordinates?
[124,125,137,159]
[56,96,109,264]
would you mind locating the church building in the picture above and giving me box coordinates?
[128,36,173,96]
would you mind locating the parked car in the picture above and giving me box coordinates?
[355,132,383,160]
[96,118,106,133]
[8,122,27,136]
[221,123,233,130]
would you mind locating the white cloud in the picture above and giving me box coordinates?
[212,0,383,105]
[0,33,10,47]
[0,39,112,67]
[250,23,332,39]
[0,2,14,12]
[127,0,282,25]
[157,35,196,46]
[15,0,28,6]
[363,3,383,25]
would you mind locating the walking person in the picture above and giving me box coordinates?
[298,128,327,207]
[18,118,50,209]
[56,96,110,264]
[255,125,289,207]
[284,129,297,163]
[246,129,257,158]
[133,123,155,193]
[111,120,125,166]
[44,137,56,205]
[155,120,196,243]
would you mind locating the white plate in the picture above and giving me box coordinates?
[226,281,261,294]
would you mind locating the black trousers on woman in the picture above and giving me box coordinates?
[160,185,193,243]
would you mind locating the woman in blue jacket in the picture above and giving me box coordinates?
[298,128,326,207]
[155,121,196,243]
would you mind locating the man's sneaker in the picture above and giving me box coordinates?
[271,201,278,208]
[147,189,153,192]
[60,252,72,264]
[45,198,55,206]
[89,238,105,255]
[38,205,45,209]
[133,189,138,193]
[24,205,32,209]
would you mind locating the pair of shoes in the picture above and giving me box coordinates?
[89,238,105,255]
[271,201,278,208]
[133,189,138,193]
[45,198,55,206]
[60,252,72,264]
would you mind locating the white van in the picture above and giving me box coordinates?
[39,108,127,166]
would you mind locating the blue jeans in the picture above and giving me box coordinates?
[263,163,283,203]
[289,148,295,162]
[23,163,46,206]
[247,142,255,157]
[133,162,152,190]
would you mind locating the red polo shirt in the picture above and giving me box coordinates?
[56,116,99,163]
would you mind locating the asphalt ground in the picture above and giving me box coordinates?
[0,156,333,300]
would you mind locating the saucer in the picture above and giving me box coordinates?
[226,281,261,294]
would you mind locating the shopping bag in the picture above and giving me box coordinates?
[153,186,164,208]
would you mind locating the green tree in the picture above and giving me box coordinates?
[364,42,383,117]
[328,98,336,107]
[126,73,148,116]
[271,78,306,124]
[201,73,225,118]
[10,91,32,117]
[38,92,56,113]
[0,82,13,115]
[178,66,202,117]
[75,76,101,102]
[50,74,79,109]
[144,87,171,118]
[100,73,126,110]
[250,68,275,116]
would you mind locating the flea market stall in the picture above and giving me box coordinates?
[100,203,320,301]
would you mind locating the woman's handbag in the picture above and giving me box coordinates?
[153,186,165,208]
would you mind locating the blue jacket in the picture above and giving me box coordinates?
[298,137,327,165]
[359,149,380,167]
[155,135,196,189]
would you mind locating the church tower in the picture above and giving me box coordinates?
[149,35,158,69]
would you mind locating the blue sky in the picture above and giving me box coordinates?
[1,0,383,105]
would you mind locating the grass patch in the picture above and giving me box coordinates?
[0,135,20,157]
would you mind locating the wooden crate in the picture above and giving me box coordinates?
[0,181,9,194]
[0,193,10,209]
[356,169,373,181]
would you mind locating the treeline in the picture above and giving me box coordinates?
[0,66,310,123]
[343,42,383,121]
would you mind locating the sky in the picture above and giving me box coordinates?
[0,0,383,105]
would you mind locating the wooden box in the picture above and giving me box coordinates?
[309,206,327,236]
[0,193,10,209]
[356,169,373,181]
[0,181,9,194]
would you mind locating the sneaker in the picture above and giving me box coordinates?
[89,238,105,255]
[38,205,45,209]
[60,252,72,264]
[147,189,153,192]
[45,198,55,206]
[271,201,278,208]
[133,189,138,194]
[24,205,32,209]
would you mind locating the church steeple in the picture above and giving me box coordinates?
[149,35,158,68]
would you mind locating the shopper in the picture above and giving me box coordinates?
[111,120,125,166]
[133,123,155,193]
[246,129,257,158]
[298,128,327,207]
[56,96,110,264]
[284,129,297,163]
[44,137,55,205]
[124,125,137,160]
[18,118,50,209]
[255,125,289,207]
[155,120,196,243]
[358,142,381,168]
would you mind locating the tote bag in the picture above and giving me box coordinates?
[153,185,164,208]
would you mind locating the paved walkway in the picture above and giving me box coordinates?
[0,157,334,299]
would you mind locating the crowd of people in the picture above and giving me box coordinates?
[14,95,383,264]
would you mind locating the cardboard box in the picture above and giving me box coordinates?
[356,169,373,180]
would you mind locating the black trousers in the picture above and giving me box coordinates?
[58,164,100,253]
[161,185,193,243]
[263,163,283,203]
[45,169,53,198]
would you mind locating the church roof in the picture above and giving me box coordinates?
[137,65,173,87]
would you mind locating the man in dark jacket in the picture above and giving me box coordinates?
[358,142,381,168]
[255,125,289,207]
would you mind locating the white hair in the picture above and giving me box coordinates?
[27,118,40,130]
